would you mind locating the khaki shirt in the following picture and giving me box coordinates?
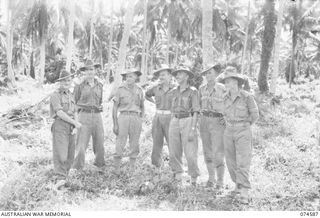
[170,86,200,114]
[114,83,144,113]
[50,88,76,119]
[74,78,103,110]
[145,83,175,110]
[223,90,259,123]
[199,82,226,113]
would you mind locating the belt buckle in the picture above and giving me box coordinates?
[90,108,95,113]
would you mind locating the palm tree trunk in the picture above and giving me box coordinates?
[248,40,253,77]
[166,24,171,65]
[39,36,46,84]
[114,1,135,85]
[174,41,178,66]
[225,0,230,63]
[166,0,174,65]
[39,0,47,85]
[6,1,15,85]
[241,0,251,75]
[66,0,75,72]
[89,1,95,59]
[140,0,148,84]
[108,1,135,100]
[258,0,276,93]
[106,1,114,83]
[201,0,214,68]
[289,0,300,88]
[145,31,150,78]
[270,0,285,94]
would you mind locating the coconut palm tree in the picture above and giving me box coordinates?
[270,0,285,94]
[258,0,276,93]
[115,0,136,84]
[65,0,75,72]
[201,0,214,68]
[25,0,49,84]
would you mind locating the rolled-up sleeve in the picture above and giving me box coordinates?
[50,93,63,114]
[191,89,200,113]
[247,94,259,124]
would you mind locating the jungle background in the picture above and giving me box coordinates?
[0,0,319,211]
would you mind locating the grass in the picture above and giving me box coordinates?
[0,78,319,211]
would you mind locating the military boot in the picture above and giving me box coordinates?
[205,162,216,187]
[237,188,250,204]
[216,165,225,190]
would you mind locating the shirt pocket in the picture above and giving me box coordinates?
[120,94,131,105]
[201,95,210,109]
[61,96,69,112]
[235,104,248,118]
[171,96,178,109]
[134,92,142,106]
[181,96,190,111]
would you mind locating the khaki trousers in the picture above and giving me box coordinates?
[223,124,252,189]
[52,119,75,178]
[151,114,171,167]
[168,117,200,178]
[199,116,225,184]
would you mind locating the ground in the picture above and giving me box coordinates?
[0,76,319,211]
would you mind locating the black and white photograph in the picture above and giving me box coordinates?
[0,0,319,214]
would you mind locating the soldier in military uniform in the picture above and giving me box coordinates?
[168,68,200,186]
[50,70,81,187]
[219,66,259,204]
[145,65,175,168]
[199,63,226,189]
[112,69,145,175]
[73,59,105,170]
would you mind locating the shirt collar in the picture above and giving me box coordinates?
[84,78,99,86]
[226,90,241,101]
[177,85,190,93]
[205,82,216,92]
[124,82,137,90]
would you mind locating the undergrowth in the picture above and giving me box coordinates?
[0,80,319,211]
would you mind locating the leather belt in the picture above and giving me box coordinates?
[156,110,171,115]
[173,113,192,119]
[80,108,101,113]
[202,111,223,118]
[120,111,140,116]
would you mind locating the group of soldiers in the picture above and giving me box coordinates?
[50,59,259,204]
